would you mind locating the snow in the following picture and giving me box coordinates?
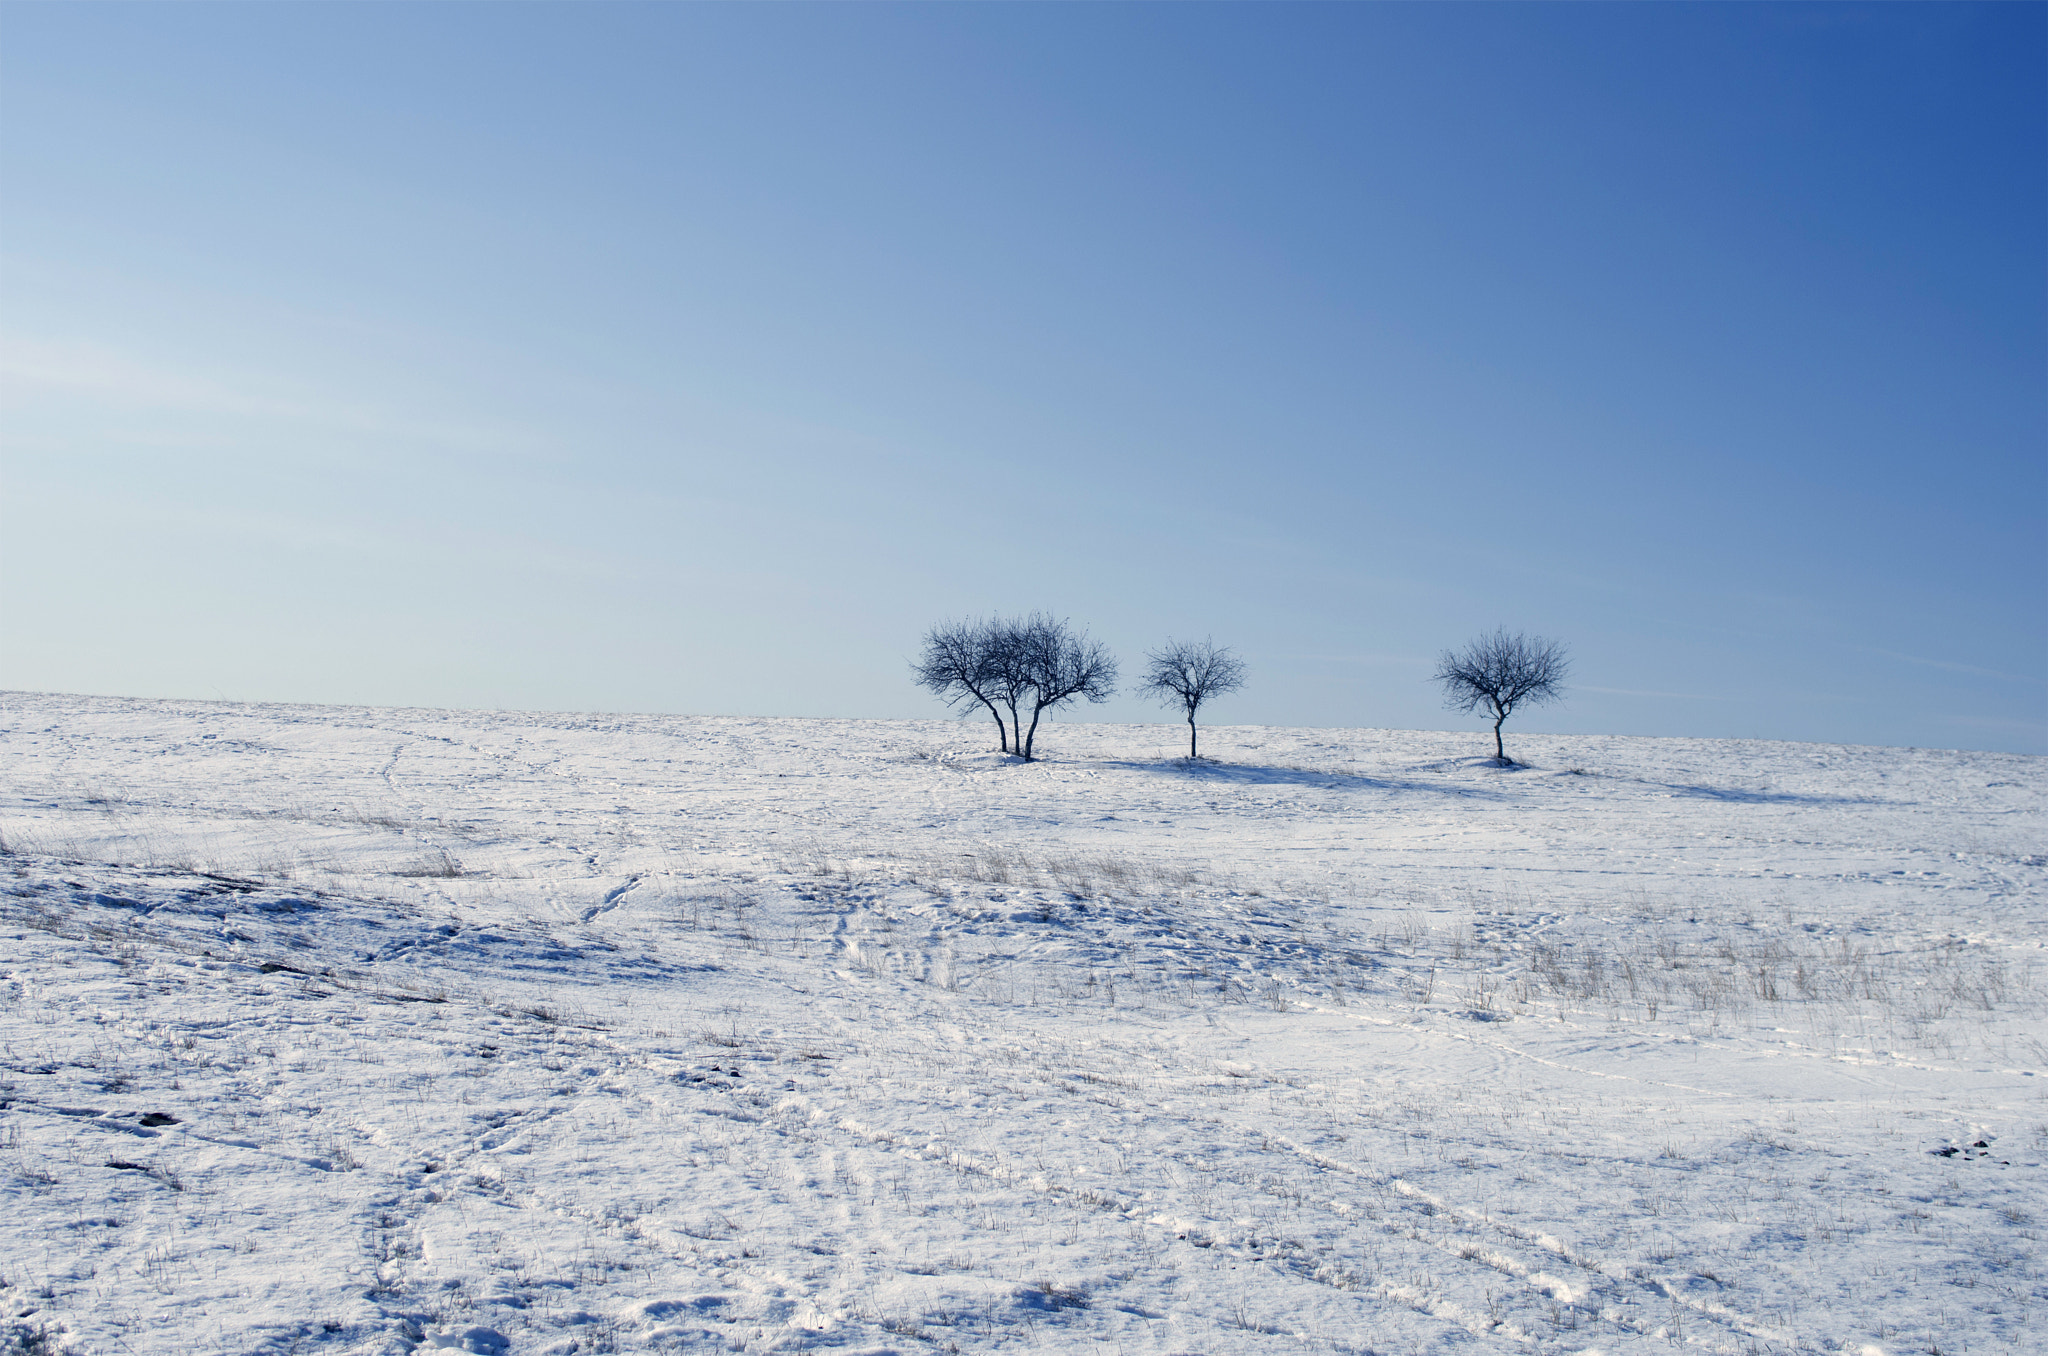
[0,690,2041,1355]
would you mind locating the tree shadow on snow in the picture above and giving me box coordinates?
[1095,756,1514,799]
[1649,780,1886,807]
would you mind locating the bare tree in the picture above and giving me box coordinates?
[1010,614,1117,761]
[912,613,1116,761]
[1431,629,1569,764]
[912,617,1013,752]
[1139,638,1247,760]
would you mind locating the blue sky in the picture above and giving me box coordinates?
[3,3,2042,752]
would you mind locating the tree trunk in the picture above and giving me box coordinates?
[1005,701,1024,759]
[986,702,1009,753]
[1022,702,1046,761]
[1493,712,1506,761]
[1188,714,1198,760]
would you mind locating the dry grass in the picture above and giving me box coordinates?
[392,849,468,879]
[784,839,1206,900]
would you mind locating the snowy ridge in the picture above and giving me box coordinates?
[0,692,2042,1354]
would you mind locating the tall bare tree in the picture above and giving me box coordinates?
[912,617,1014,752]
[1010,614,1117,760]
[1431,629,1569,764]
[912,614,1116,761]
[1139,638,1247,759]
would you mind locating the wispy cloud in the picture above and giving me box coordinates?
[0,334,537,455]
[1290,651,1434,668]
[1,335,321,421]
[1936,713,2048,737]
[37,486,631,584]
[1865,646,2045,687]
[1578,685,1730,702]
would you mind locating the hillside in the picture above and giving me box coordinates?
[1,692,2042,1354]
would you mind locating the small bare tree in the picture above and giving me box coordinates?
[913,614,1116,761]
[1431,629,1569,764]
[1139,638,1246,760]
[912,617,1014,752]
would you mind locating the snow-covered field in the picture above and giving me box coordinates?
[0,691,2041,1356]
